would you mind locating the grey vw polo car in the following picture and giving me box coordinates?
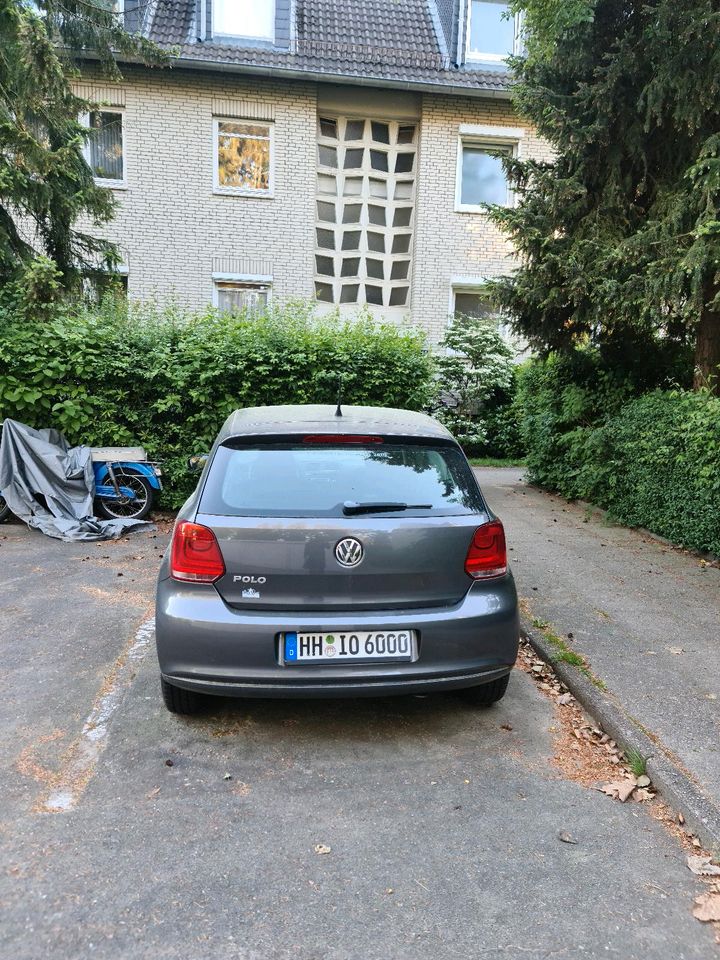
[155,405,519,714]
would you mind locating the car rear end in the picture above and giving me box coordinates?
[155,415,519,708]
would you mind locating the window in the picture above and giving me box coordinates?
[83,110,124,184]
[215,120,273,195]
[453,290,496,319]
[84,271,128,302]
[213,0,274,41]
[467,0,518,62]
[457,140,513,209]
[451,285,511,339]
[214,280,271,313]
[199,442,483,519]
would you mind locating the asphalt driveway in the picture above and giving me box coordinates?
[1,518,717,959]
[476,468,720,816]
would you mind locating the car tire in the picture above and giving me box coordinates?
[161,676,209,715]
[458,674,509,707]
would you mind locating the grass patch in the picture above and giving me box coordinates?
[530,619,607,687]
[545,631,586,668]
[469,457,526,467]
[625,748,647,777]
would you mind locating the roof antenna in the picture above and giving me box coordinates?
[335,376,343,417]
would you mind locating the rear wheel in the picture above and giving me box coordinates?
[458,674,509,707]
[161,676,210,715]
[96,467,154,521]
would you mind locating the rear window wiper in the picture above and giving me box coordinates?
[342,500,433,515]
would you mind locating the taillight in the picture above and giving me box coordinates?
[170,521,225,583]
[465,520,507,579]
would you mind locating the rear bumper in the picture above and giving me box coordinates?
[155,576,519,700]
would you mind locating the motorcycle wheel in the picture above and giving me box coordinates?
[96,467,155,521]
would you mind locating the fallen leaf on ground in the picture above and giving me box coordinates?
[693,892,720,922]
[633,788,655,802]
[667,646,684,655]
[145,787,160,799]
[688,855,720,877]
[635,774,651,788]
[600,779,636,802]
[557,693,574,706]
[314,844,331,855]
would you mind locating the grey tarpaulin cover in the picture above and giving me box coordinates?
[0,419,153,542]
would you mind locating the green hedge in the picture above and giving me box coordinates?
[589,391,720,553]
[516,356,720,555]
[0,301,435,507]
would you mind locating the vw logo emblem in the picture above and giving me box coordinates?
[335,537,364,568]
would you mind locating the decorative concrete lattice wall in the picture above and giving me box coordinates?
[313,115,417,310]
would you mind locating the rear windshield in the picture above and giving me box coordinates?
[199,441,484,518]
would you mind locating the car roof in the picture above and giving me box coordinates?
[219,405,455,442]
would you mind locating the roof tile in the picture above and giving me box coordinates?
[147,0,512,93]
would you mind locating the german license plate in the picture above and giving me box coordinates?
[283,630,414,663]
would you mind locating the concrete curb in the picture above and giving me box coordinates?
[521,617,720,854]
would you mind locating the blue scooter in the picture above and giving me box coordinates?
[90,446,162,520]
[0,445,162,523]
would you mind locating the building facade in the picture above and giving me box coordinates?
[83,0,552,344]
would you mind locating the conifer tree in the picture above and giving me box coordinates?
[0,0,162,289]
[490,0,720,390]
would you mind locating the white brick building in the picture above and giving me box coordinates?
[84,0,552,344]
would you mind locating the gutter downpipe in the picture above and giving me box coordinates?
[456,0,467,66]
[199,0,207,40]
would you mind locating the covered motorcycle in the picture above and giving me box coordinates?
[0,419,157,542]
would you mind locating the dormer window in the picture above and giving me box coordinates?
[467,0,519,62]
[213,0,275,42]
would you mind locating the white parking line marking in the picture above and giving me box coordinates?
[40,618,155,814]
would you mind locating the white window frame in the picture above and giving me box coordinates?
[449,277,512,340]
[466,0,522,63]
[212,0,275,42]
[454,124,523,213]
[212,273,273,311]
[213,118,275,198]
[80,108,126,189]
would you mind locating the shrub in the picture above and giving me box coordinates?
[515,350,719,554]
[589,390,720,554]
[482,401,525,460]
[0,299,435,507]
[431,313,520,457]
